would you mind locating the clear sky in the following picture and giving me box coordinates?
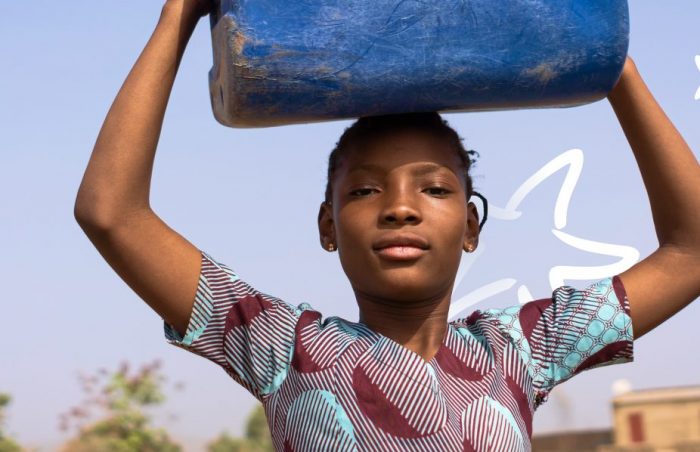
[1,1,699,450]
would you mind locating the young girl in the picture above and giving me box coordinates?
[74,0,700,450]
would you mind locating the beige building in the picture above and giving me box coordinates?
[599,385,700,452]
[533,386,700,452]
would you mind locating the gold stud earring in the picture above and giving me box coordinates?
[327,243,336,252]
[466,244,474,252]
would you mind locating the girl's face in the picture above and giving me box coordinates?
[318,129,480,303]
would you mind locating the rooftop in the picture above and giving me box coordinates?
[613,385,700,406]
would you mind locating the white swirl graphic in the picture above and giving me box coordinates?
[449,149,640,320]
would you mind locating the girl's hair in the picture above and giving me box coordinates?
[324,111,480,204]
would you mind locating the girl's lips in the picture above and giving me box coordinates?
[374,245,427,261]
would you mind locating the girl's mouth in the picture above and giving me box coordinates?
[374,245,427,261]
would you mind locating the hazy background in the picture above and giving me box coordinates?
[1,1,699,450]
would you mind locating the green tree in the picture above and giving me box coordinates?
[59,360,182,452]
[207,404,273,452]
[0,393,22,452]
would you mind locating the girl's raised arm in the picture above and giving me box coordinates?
[74,0,213,336]
[609,57,700,339]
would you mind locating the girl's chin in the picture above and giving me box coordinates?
[364,277,448,302]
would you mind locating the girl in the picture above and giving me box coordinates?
[74,0,700,450]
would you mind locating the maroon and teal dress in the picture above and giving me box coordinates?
[165,251,634,451]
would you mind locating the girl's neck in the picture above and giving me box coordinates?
[356,290,451,363]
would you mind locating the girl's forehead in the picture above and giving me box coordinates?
[339,130,463,174]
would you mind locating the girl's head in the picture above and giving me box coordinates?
[323,112,479,204]
[318,112,482,304]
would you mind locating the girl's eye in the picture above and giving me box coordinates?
[424,187,450,196]
[350,188,377,197]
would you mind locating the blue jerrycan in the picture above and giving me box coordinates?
[208,0,629,128]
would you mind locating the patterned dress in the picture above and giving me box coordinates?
[164,251,634,451]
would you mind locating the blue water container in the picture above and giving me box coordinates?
[208,0,629,128]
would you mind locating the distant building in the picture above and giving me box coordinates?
[533,385,700,452]
[600,385,700,452]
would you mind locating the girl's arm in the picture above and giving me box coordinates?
[74,0,212,336]
[609,57,700,339]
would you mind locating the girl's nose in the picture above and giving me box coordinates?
[380,190,422,225]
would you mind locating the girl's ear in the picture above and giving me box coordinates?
[463,201,480,252]
[317,202,336,252]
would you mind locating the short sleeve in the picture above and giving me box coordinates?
[164,250,304,401]
[482,276,634,404]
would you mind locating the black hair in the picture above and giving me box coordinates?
[324,111,488,231]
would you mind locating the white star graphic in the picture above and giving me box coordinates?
[448,148,640,320]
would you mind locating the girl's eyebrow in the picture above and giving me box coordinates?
[411,163,449,177]
[347,162,448,176]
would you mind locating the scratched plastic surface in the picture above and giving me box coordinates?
[208,0,629,128]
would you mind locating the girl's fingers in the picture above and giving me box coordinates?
[193,0,215,16]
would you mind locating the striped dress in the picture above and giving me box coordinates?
[164,251,634,451]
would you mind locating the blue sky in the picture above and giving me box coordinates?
[1,1,699,450]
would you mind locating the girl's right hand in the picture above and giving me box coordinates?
[190,0,215,17]
[76,0,218,340]
[163,0,215,19]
